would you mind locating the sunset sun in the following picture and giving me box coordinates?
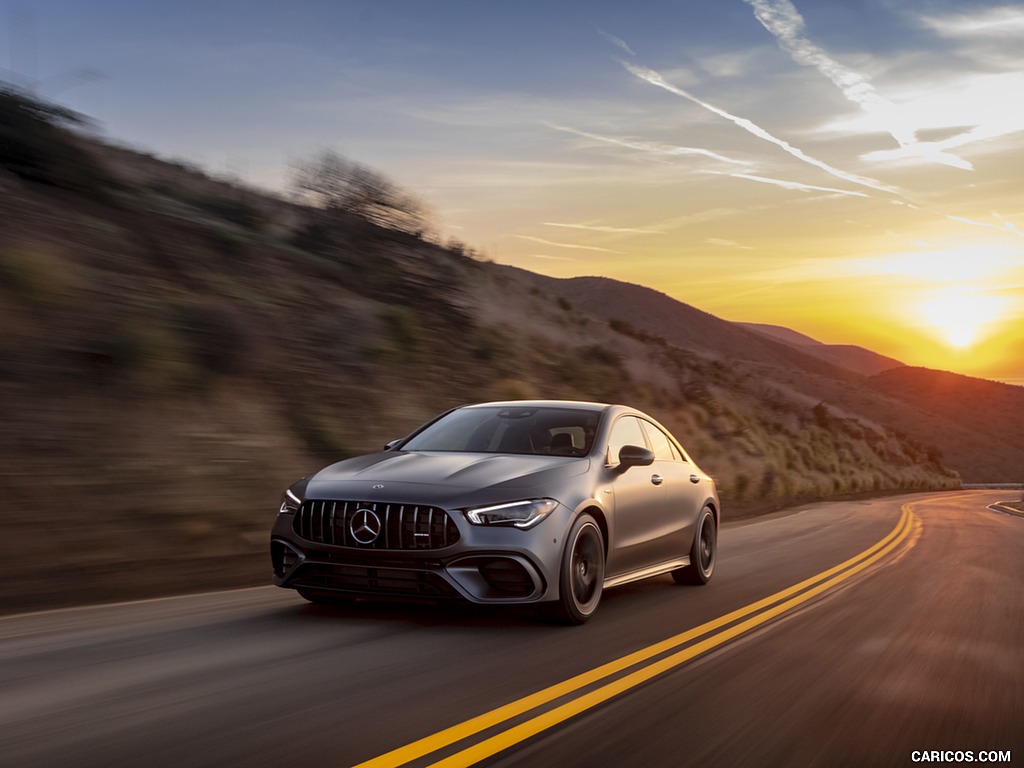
[916,290,1003,350]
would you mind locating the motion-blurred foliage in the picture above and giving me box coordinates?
[0,87,119,196]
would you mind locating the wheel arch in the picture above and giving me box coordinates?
[702,498,719,528]
[578,504,609,558]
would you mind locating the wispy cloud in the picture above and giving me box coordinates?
[704,238,755,250]
[544,222,660,235]
[515,235,624,253]
[945,214,1024,239]
[742,0,972,170]
[598,29,635,56]
[858,71,1024,167]
[716,171,871,198]
[528,253,580,262]
[742,1,908,142]
[921,6,1024,37]
[621,61,901,196]
[853,246,1023,284]
[992,211,1021,233]
[548,123,752,166]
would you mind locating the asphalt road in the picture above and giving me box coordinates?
[2,491,1020,768]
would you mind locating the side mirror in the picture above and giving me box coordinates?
[384,439,402,451]
[617,444,654,472]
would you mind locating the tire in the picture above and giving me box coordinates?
[542,514,605,624]
[672,505,716,586]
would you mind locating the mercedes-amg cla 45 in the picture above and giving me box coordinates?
[271,400,719,623]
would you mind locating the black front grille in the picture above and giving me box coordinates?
[294,500,460,550]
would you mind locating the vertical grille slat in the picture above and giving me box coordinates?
[294,500,459,550]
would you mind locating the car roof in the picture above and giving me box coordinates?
[460,400,613,411]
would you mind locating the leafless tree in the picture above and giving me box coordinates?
[291,150,431,235]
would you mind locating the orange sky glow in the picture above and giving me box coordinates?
[413,5,1024,383]
[37,1,1024,382]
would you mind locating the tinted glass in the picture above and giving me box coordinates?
[401,406,601,455]
[641,420,677,461]
[607,416,646,464]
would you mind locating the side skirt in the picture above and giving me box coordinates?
[603,557,690,589]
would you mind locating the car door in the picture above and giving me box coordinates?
[639,419,702,562]
[603,415,669,577]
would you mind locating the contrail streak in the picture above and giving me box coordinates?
[744,0,911,142]
[945,215,1024,239]
[516,235,624,253]
[721,172,871,198]
[622,61,901,196]
[544,222,660,235]
[598,29,635,56]
[548,123,751,166]
[743,0,972,170]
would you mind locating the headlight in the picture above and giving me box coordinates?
[279,488,302,515]
[464,499,558,529]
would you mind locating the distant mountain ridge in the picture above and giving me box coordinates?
[736,322,824,347]
[498,272,865,380]
[472,268,1021,482]
[737,322,906,376]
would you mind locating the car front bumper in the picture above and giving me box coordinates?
[270,506,568,604]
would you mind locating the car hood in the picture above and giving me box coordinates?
[304,451,591,507]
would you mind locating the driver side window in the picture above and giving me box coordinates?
[606,416,646,465]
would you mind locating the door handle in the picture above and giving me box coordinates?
[651,474,664,486]
[689,474,700,484]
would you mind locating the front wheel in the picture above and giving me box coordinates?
[542,514,605,624]
[672,505,716,586]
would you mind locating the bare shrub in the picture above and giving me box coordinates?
[290,150,431,235]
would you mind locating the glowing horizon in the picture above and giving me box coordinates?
[23,0,1024,381]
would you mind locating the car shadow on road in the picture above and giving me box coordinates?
[278,596,551,628]
[269,575,688,631]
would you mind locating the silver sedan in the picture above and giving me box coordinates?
[271,400,719,623]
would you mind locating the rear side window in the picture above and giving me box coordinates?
[640,420,679,462]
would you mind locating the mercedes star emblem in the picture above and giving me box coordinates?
[350,508,382,545]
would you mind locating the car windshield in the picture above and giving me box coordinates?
[401,406,602,456]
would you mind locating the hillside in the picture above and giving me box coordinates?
[738,322,906,376]
[867,367,1024,481]
[2,88,1010,612]
[737,322,825,347]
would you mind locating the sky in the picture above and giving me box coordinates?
[5,0,1024,382]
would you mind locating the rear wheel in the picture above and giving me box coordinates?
[542,514,605,624]
[672,505,716,585]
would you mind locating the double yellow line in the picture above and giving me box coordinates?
[356,503,921,768]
